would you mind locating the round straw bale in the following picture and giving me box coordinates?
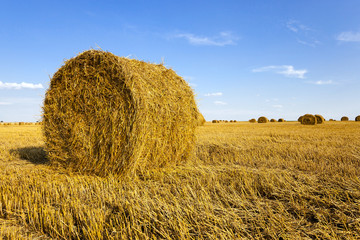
[270,119,276,122]
[197,113,206,126]
[355,115,360,121]
[301,114,317,125]
[298,116,303,122]
[341,116,349,121]
[212,120,218,123]
[278,118,285,122]
[43,50,200,177]
[257,116,269,123]
[249,118,256,123]
[314,114,325,124]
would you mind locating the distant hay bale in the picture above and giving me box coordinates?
[278,118,285,122]
[301,114,317,125]
[233,120,237,123]
[230,120,233,123]
[212,120,219,123]
[355,115,360,121]
[270,119,276,122]
[43,50,200,177]
[224,120,228,123]
[249,119,256,123]
[315,114,325,124]
[18,122,25,125]
[257,116,269,123]
[341,116,349,121]
[329,119,334,121]
[197,113,206,126]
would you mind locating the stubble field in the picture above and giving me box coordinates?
[0,121,359,239]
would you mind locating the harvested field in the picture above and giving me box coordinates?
[1,122,360,239]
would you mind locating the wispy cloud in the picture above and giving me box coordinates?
[182,76,197,87]
[286,20,320,47]
[272,104,283,108]
[306,80,336,85]
[205,92,223,97]
[0,102,11,105]
[0,81,43,90]
[286,20,311,33]
[297,39,321,48]
[173,31,239,46]
[214,101,227,105]
[336,31,360,42]
[252,65,307,79]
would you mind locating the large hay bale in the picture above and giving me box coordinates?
[278,118,285,122]
[249,119,256,123]
[270,119,276,122]
[341,116,349,121]
[257,116,269,123]
[298,116,303,122]
[315,114,325,124]
[43,50,200,177]
[355,115,360,121]
[301,114,317,125]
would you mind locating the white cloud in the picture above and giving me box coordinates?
[336,31,360,42]
[0,102,11,105]
[272,104,283,108]
[182,76,197,87]
[307,80,336,85]
[205,92,223,97]
[252,65,307,79]
[297,39,321,48]
[286,20,320,47]
[286,20,311,33]
[0,81,44,90]
[183,76,194,81]
[214,101,227,105]
[173,31,238,46]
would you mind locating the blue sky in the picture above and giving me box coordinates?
[1,0,360,122]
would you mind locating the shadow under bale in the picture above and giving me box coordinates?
[11,147,49,165]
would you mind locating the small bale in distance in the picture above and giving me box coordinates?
[301,114,317,125]
[249,119,256,123]
[278,118,285,122]
[315,114,325,124]
[43,50,200,177]
[197,113,206,126]
[355,115,360,121]
[270,119,276,122]
[341,116,349,121]
[257,116,269,123]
